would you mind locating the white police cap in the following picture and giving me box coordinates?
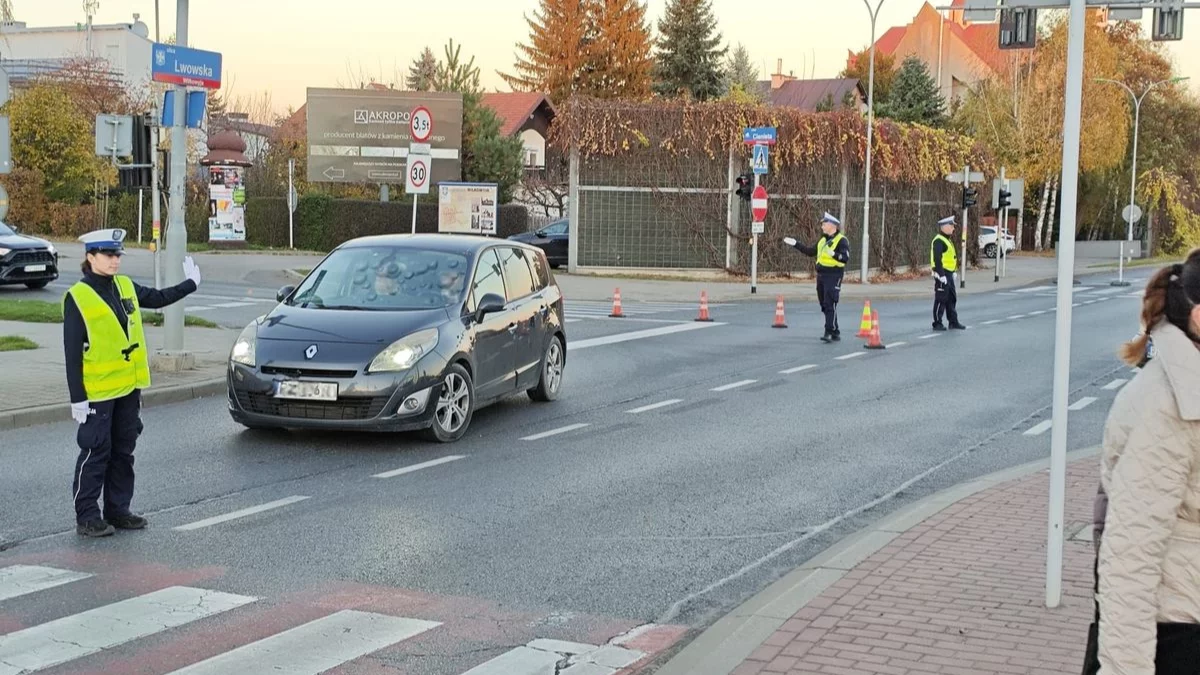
[79,228,127,254]
[937,215,956,227]
[821,212,841,227]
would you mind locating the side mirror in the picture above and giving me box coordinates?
[475,293,506,321]
[276,285,295,303]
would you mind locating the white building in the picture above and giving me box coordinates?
[0,15,153,94]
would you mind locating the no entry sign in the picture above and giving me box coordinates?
[751,185,768,222]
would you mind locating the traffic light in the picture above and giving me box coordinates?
[962,186,978,210]
[999,7,1037,50]
[118,114,153,189]
[735,173,753,201]
[1152,7,1184,41]
[998,188,1012,210]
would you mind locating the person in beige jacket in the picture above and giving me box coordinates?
[1094,248,1200,674]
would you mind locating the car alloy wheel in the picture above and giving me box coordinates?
[435,372,470,434]
[545,340,563,394]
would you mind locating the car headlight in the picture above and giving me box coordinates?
[231,321,257,366]
[0,247,10,256]
[46,243,56,255]
[367,328,439,373]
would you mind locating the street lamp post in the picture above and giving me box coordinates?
[861,0,886,285]
[1096,76,1188,286]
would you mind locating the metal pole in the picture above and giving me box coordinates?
[961,165,969,289]
[380,184,389,202]
[163,0,188,352]
[751,172,760,295]
[152,110,162,290]
[137,188,144,244]
[996,167,1005,283]
[288,158,295,249]
[726,148,736,270]
[936,8,945,99]
[1046,0,1086,610]
[411,194,418,234]
[861,0,883,286]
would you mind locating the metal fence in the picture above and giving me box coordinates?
[569,147,965,275]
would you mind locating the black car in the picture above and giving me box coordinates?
[508,218,568,269]
[227,234,567,442]
[0,221,59,289]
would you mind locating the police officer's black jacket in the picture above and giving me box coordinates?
[63,270,197,403]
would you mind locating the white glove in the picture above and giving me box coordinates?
[938,275,948,285]
[783,237,797,247]
[71,401,89,424]
[183,256,201,286]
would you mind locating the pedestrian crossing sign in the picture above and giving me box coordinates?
[752,143,769,175]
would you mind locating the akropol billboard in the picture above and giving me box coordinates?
[306,88,463,186]
[438,182,498,235]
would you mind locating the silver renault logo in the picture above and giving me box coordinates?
[304,345,318,359]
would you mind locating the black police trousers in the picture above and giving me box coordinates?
[72,390,143,524]
[934,272,959,326]
[816,269,843,335]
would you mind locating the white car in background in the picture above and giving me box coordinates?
[978,226,1016,259]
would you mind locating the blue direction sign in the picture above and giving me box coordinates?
[152,43,222,89]
[752,143,769,175]
[742,126,777,145]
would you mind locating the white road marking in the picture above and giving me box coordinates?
[1010,285,1057,293]
[918,333,941,340]
[834,352,866,361]
[211,301,255,308]
[567,322,723,351]
[565,318,582,324]
[779,364,818,375]
[1028,310,1047,316]
[885,341,907,348]
[0,586,256,675]
[373,455,466,479]
[0,566,92,603]
[521,423,590,441]
[1102,378,1127,391]
[173,495,310,531]
[1069,397,1098,411]
[982,320,1002,325]
[165,610,440,675]
[185,305,215,312]
[1007,314,1026,320]
[711,380,756,392]
[461,646,562,674]
[626,399,683,414]
[1024,420,1053,436]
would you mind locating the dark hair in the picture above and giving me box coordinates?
[80,258,92,274]
[1121,247,1200,365]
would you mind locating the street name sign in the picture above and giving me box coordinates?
[742,127,777,145]
[151,43,222,89]
[946,170,985,183]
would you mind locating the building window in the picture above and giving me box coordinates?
[524,149,538,167]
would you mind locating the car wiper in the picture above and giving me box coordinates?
[299,270,328,308]
[320,304,375,311]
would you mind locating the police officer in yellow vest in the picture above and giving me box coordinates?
[931,215,966,331]
[784,212,851,342]
[63,229,201,537]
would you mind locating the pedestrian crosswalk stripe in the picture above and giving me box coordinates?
[165,610,440,675]
[0,586,256,675]
[0,566,92,603]
[464,640,647,674]
[462,646,563,674]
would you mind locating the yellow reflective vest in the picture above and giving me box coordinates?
[931,234,958,273]
[64,275,150,402]
[817,233,847,268]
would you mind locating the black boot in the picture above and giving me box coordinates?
[950,322,967,330]
[820,332,833,343]
[932,322,947,331]
[105,513,148,530]
[77,519,116,538]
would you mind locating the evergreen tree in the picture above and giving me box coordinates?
[722,43,759,98]
[499,0,593,105]
[879,56,947,127]
[587,0,654,100]
[652,0,726,100]
[406,47,438,91]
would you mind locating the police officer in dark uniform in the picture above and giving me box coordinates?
[64,229,201,537]
[784,212,851,343]
[931,215,967,331]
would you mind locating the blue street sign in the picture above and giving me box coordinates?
[742,126,777,145]
[152,43,222,89]
[752,143,769,175]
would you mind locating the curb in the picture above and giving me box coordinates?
[0,377,227,431]
[651,446,1102,675]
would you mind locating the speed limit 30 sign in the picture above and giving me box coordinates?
[406,153,430,195]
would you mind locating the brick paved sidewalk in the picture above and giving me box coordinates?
[733,459,1096,675]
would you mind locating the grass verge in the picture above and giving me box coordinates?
[143,312,219,328]
[0,335,38,351]
[0,299,217,327]
[1087,255,1182,270]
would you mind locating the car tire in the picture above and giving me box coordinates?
[528,335,564,403]
[983,243,997,259]
[423,363,474,443]
[24,281,49,290]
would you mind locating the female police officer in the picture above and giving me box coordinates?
[64,229,201,537]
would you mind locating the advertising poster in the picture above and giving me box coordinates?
[208,166,246,242]
[437,182,498,235]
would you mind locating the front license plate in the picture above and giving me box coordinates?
[24,264,46,272]
[275,380,337,401]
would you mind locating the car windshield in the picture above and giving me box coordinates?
[0,222,14,236]
[287,245,470,311]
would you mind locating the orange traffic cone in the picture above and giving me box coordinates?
[772,296,788,328]
[856,300,873,338]
[864,309,887,350]
[609,288,624,317]
[695,290,713,322]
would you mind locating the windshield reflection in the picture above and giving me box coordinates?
[289,246,469,311]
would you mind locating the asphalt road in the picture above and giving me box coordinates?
[0,271,1148,675]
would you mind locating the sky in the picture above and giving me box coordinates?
[16,1,1200,117]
